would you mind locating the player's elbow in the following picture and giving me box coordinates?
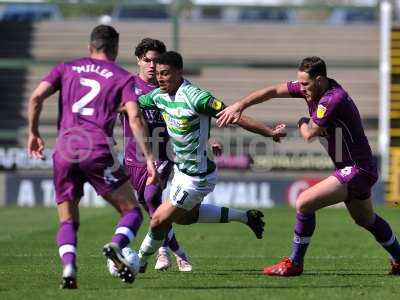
[118,105,127,113]
[302,131,317,143]
[303,135,313,143]
[128,115,143,131]
[29,93,44,106]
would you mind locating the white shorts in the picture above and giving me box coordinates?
[169,166,218,211]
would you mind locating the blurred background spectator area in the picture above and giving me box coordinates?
[0,0,384,177]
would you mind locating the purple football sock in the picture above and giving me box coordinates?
[290,212,316,265]
[160,226,180,252]
[144,184,162,217]
[112,207,143,249]
[57,220,78,267]
[367,214,400,261]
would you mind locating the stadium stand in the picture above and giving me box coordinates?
[28,21,379,65]
[0,21,379,155]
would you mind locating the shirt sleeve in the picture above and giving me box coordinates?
[311,95,341,127]
[138,91,156,109]
[42,63,64,90]
[121,77,138,105]
[287,81,305,98]
[192,90,226,117]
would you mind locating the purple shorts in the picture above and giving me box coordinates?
[333,163,378,201]
[53,145,128,204]
[125,160,173,203]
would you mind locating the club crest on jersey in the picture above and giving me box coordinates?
[317,104,327,119]
[210,99,222,111]
[134,87,142,95]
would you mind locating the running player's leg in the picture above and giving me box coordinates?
[53,151,84,289]
[185,204,265,239]
[145,181,176,271]
[144,161,191,270]
[264,175,347,276]
[169,167,265,238]
[83,152,142,283]
[138,167,265,272]
[137,200,187,271]
[102,181,143,283]
[103,181,143,250]
[82,150,143,252]
[137,164,213,270]
[346,199,400,275]
[146,197,192,271]
[124,163,177,270]
[339,164,400,275]
[56,200,80,289]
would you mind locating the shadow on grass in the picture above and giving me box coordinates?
[303,273,386,276]
[152,284,379,290]
[185,268,389,277]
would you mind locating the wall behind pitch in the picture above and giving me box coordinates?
[3,173,385,208]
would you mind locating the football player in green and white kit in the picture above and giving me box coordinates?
[136,51,286,272]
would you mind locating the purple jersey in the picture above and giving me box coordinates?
[43,57,137,147]
[121,75,169,166]
[45,57,135,201]
[287,79,375,170]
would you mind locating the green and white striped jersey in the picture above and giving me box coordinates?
[138,79,224,176]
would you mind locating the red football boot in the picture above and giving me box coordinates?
[389,260,400,275]
[263,257,303,276]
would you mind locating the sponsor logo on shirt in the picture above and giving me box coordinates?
[317,104,327,119]
[142,108,164,124]
[163,113,189,130]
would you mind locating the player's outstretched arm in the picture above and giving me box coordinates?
[297,117,326,143]
[124,101,158,184]
[236,115,287,143]
[216,82,290,127]
[27,81,57,159]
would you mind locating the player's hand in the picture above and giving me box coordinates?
[27,134,45,159]
[216,102,243,127]
[211,142,223,157]
[272,124,287,143]
[146,160,160,185]
[297,117,310,128]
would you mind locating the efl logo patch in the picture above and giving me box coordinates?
[316,104,327,119]
[211,99,222,111]
[340,166,353,177]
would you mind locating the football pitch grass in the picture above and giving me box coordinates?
[0,206,399,300]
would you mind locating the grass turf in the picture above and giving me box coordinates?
[0,206,399,300]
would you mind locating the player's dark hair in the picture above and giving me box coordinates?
[90,25,119,56]
[134,38,166,58]
[299,56,327,78]
[155,51,183,70]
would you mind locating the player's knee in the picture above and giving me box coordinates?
[73,221,80,231]
[175,214,194,225]
[353,215,374,228]
[150,214,169,231]
[175,208,198,225]
[144,188,161,205]
[114,193,139,212]
[118,202,136,213]
[296,192,314,214]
